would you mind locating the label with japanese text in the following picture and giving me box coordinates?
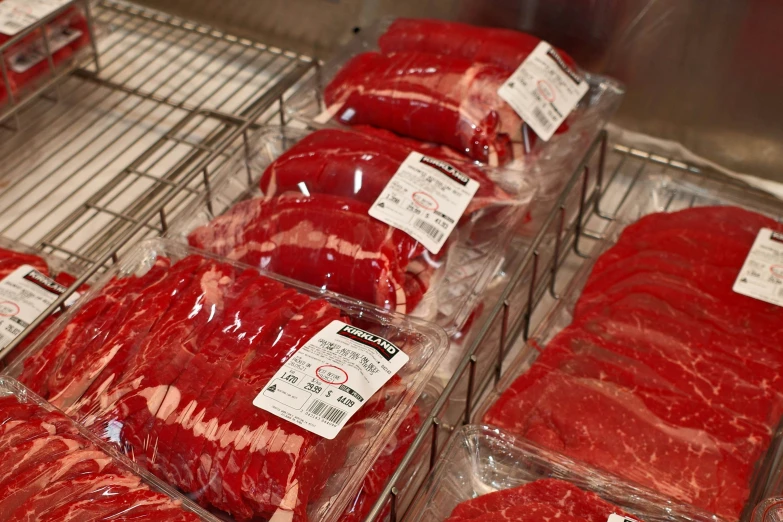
[253,320,409,439]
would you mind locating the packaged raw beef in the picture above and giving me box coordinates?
[0,376,217,521]
[405,425,713,522]
[168,126,533,335]
[284,18,623,170]
[8,238,448,522]
[0,237,87,368]
[0,1,92,109]
[479,197,783,520]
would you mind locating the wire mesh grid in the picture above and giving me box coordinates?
[0,0,313,269]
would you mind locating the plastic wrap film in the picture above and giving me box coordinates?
[0,236,88,367]
[284,18,623,196]
[406,425,717,522]
[0,376,219,521]
[477,172,783,521]
[752,498,783,522]
[0,2,92,109]
[166,126,535,335]
[7,238,449,522]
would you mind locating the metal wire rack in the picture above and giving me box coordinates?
[0,0,313,269]
[2,2,782,520]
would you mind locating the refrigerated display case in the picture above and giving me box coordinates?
[0,1,781,522]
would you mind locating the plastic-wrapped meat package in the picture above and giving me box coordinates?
[0,377,213,521]
[406,425,710,522]
[9,239,447,522]
[0,241,86,368]
[482,206,783,520]
[0,2,91,107]
[377,18,579,73]
[174,127,530,334]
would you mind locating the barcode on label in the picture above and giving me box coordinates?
[414,219,444,243]
[306,400,347,425]
[531,107,553,132]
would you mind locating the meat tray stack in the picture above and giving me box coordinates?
[7,239,447,522]
[0,377,214,520]
[481,205,783,520]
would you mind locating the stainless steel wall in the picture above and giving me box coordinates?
[139,0,783,181]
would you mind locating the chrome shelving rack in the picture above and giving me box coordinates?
[2,2,781,521]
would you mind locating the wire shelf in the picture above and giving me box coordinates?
[0,0,313,269]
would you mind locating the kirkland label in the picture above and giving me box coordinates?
[253,320,409,439]
[733,227,783,307]
[0,0,72,36]
[369,151,479,255]
[0,265,65,350]
[607,516,640,522]
[497,41,589,141]
[9,25,83,73]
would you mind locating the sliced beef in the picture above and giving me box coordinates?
[446,478,634,522]
[484,206,783,519]
[0,391,199,521]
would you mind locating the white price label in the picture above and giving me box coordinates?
[607,515,640,522]
[0,265,66,350]
[253,320,409,440]
[733,227,783,307]
[498,41,589,141]
[369,152,479,255]
[0,0,72,36]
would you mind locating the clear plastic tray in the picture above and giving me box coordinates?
[0,375,219,521]
[165,126,534,335]
[283,17,623,195]
[6,237,449,522]
[406,425,717,522]
[476,171,783,521]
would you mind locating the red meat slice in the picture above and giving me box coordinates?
[145,270,285,482]
[324,51,520,164]
[161,278,301,494]
[484,370,745,518]
[446,478,630,522]
[378,19,578,73]
[20,271,146,397]
[44,259,174,407]
[66,256,204,420]
[187,193,430,313]
[0,394,201,521]
[196,298,343,521]
[0,248,49,278]
[259,128,510,214]
[94,261,237,458]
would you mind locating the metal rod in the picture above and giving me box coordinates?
[574,166,591,258]
[523,251,539,341]
[464,355,478,424]
[429,417,440,470]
